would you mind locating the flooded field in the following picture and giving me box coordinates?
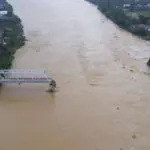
[0,0,150,149]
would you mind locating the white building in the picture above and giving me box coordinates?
[123,4,131,9]
[0,10,7,16]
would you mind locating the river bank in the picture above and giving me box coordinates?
[0,0,25,69]
[86,0,150,41]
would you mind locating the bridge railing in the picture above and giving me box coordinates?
[0,69,48,74]
[0,69,53,84]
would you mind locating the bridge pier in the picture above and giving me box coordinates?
[48,80,56,93]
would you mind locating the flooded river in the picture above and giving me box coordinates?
[0,0,150,149]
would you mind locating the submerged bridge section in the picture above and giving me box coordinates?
[0,69,53,84]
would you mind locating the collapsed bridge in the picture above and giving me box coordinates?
[0,69,56,92]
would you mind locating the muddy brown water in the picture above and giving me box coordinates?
[0,0,150,150]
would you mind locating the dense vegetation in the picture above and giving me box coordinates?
[99,8,148,37]
[87,0,150,39]
[0,0,25,69]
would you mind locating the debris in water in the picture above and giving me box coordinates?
[89,83,98,86]
[117,107,120,110]
[120,148,124,150]
[122,65,126,69]
[46,80,57,93]
[129,69,134,72]
[36,49,40,52]
[114,35,118,38]
[132,134,137,139]
[143,72,150,76]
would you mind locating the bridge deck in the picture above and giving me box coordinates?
[0,69,53,84]
[0,78,52,83]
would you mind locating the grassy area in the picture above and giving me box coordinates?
[126,12,140,19]
[136,10,150,17]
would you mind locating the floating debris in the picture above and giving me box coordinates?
[147,58,150,67]
[116,107,120,110]
[132,134,137,139]
[129,69,134,72]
